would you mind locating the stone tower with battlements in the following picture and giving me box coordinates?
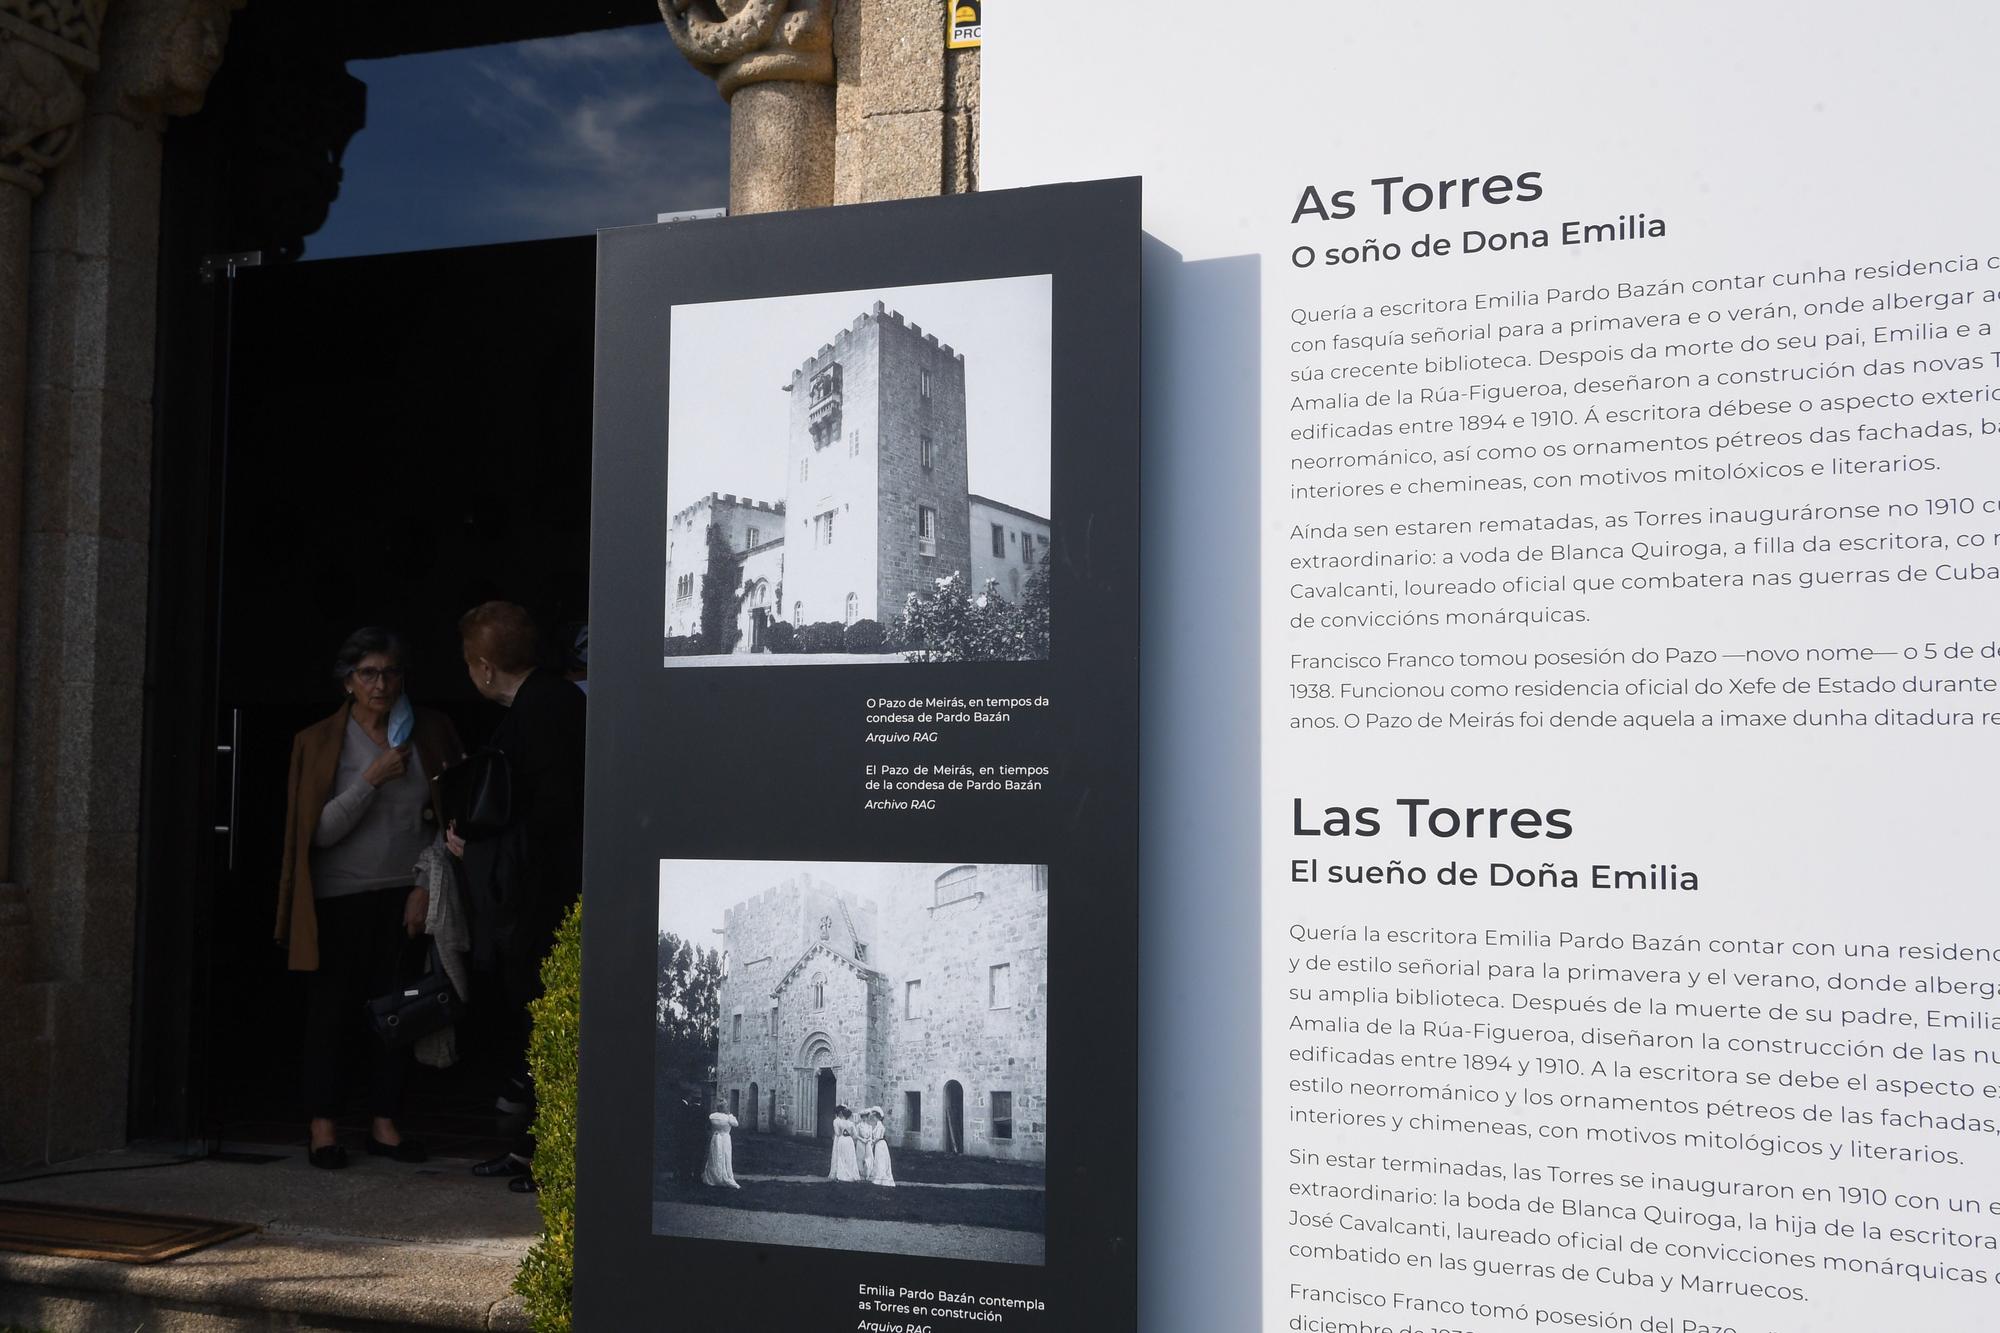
[780,302,972,630]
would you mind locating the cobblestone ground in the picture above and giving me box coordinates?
[651,1201,1045,1265]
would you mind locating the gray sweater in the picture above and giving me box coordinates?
[311,718,435,899]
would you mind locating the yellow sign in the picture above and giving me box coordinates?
[948,0,980,49]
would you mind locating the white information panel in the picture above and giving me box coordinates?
[987,5,2000,1330]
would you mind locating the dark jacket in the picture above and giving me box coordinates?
[460,668,587,968]
[275,701,464,971]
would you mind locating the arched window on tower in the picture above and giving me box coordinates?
[844,592,858,624]
[794,600,803,626]
[934,865,980,908]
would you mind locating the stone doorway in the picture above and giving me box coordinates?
[944,1080,965,1154]
[747,1081,759,1132]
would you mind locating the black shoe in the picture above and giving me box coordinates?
[472,1151,531,1178]
[365,1137,428,1163]
[309,1145,348,1170]
[507,1174,537,1194]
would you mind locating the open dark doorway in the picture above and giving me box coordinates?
[128,0,728,1162]
[816,1069,837,1139]
[944,1080,965,1154]
[181,238,595,1156]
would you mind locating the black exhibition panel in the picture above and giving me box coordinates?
[577,179,1141,1330]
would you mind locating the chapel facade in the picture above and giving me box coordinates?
[712,864,1048,1163]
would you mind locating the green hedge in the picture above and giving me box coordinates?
[514,899,582,1332]
[797,619,846,653]
[843,617,886,653]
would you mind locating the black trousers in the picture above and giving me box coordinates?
[493,907,567,1155]
[302,886,421,1121]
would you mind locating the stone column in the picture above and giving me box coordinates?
[660,0,836,214]
[0,0,102,894]
[0,182,31,898]
[0,0,239,1168]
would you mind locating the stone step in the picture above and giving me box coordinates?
[0,1151,538,1332]
[0,1273,530,1332]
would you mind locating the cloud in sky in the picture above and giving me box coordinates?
[310,24,728,260]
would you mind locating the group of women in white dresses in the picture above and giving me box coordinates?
[829,1105,895,1186]
[696,1102,896,1190]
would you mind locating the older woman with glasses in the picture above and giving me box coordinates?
[276,626,464,1169]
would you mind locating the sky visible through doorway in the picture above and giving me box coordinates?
[308,25,728,260]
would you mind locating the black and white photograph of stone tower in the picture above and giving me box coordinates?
[652,858,1049,1264]
[662,276,1052,665]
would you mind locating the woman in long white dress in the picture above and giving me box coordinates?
[861,1108,895,1187]
[852,1108,877,1182]
[829,1105,861,1182]
[701,1105,740,1188]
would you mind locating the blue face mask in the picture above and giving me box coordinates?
[387,695,414,748]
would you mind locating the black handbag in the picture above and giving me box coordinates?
[366,943,458,1049]
[432,747,512,839]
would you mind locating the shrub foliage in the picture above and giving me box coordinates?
[514,900,582,1333]
[697,523,742,655]
[900,555,1051,663]
[843,617,886,654]
[798,619,846,654]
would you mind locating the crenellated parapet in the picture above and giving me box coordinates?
[787,300,964,386]
[672,490,788,530]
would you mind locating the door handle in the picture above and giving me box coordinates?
[215,707,240,871]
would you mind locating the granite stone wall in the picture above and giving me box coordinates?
[707,863,1047,1163]
[869,308,969,621]
[879,862,1047,1162]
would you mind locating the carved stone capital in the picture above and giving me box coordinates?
[0,0,106,194]
[104,0,243,123]
[659,0,834,100]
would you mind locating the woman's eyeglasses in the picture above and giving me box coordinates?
[351,666,405,685]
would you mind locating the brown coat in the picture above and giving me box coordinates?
[275,701,465,971]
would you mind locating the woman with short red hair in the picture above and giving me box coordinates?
[448,601,587,1189]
